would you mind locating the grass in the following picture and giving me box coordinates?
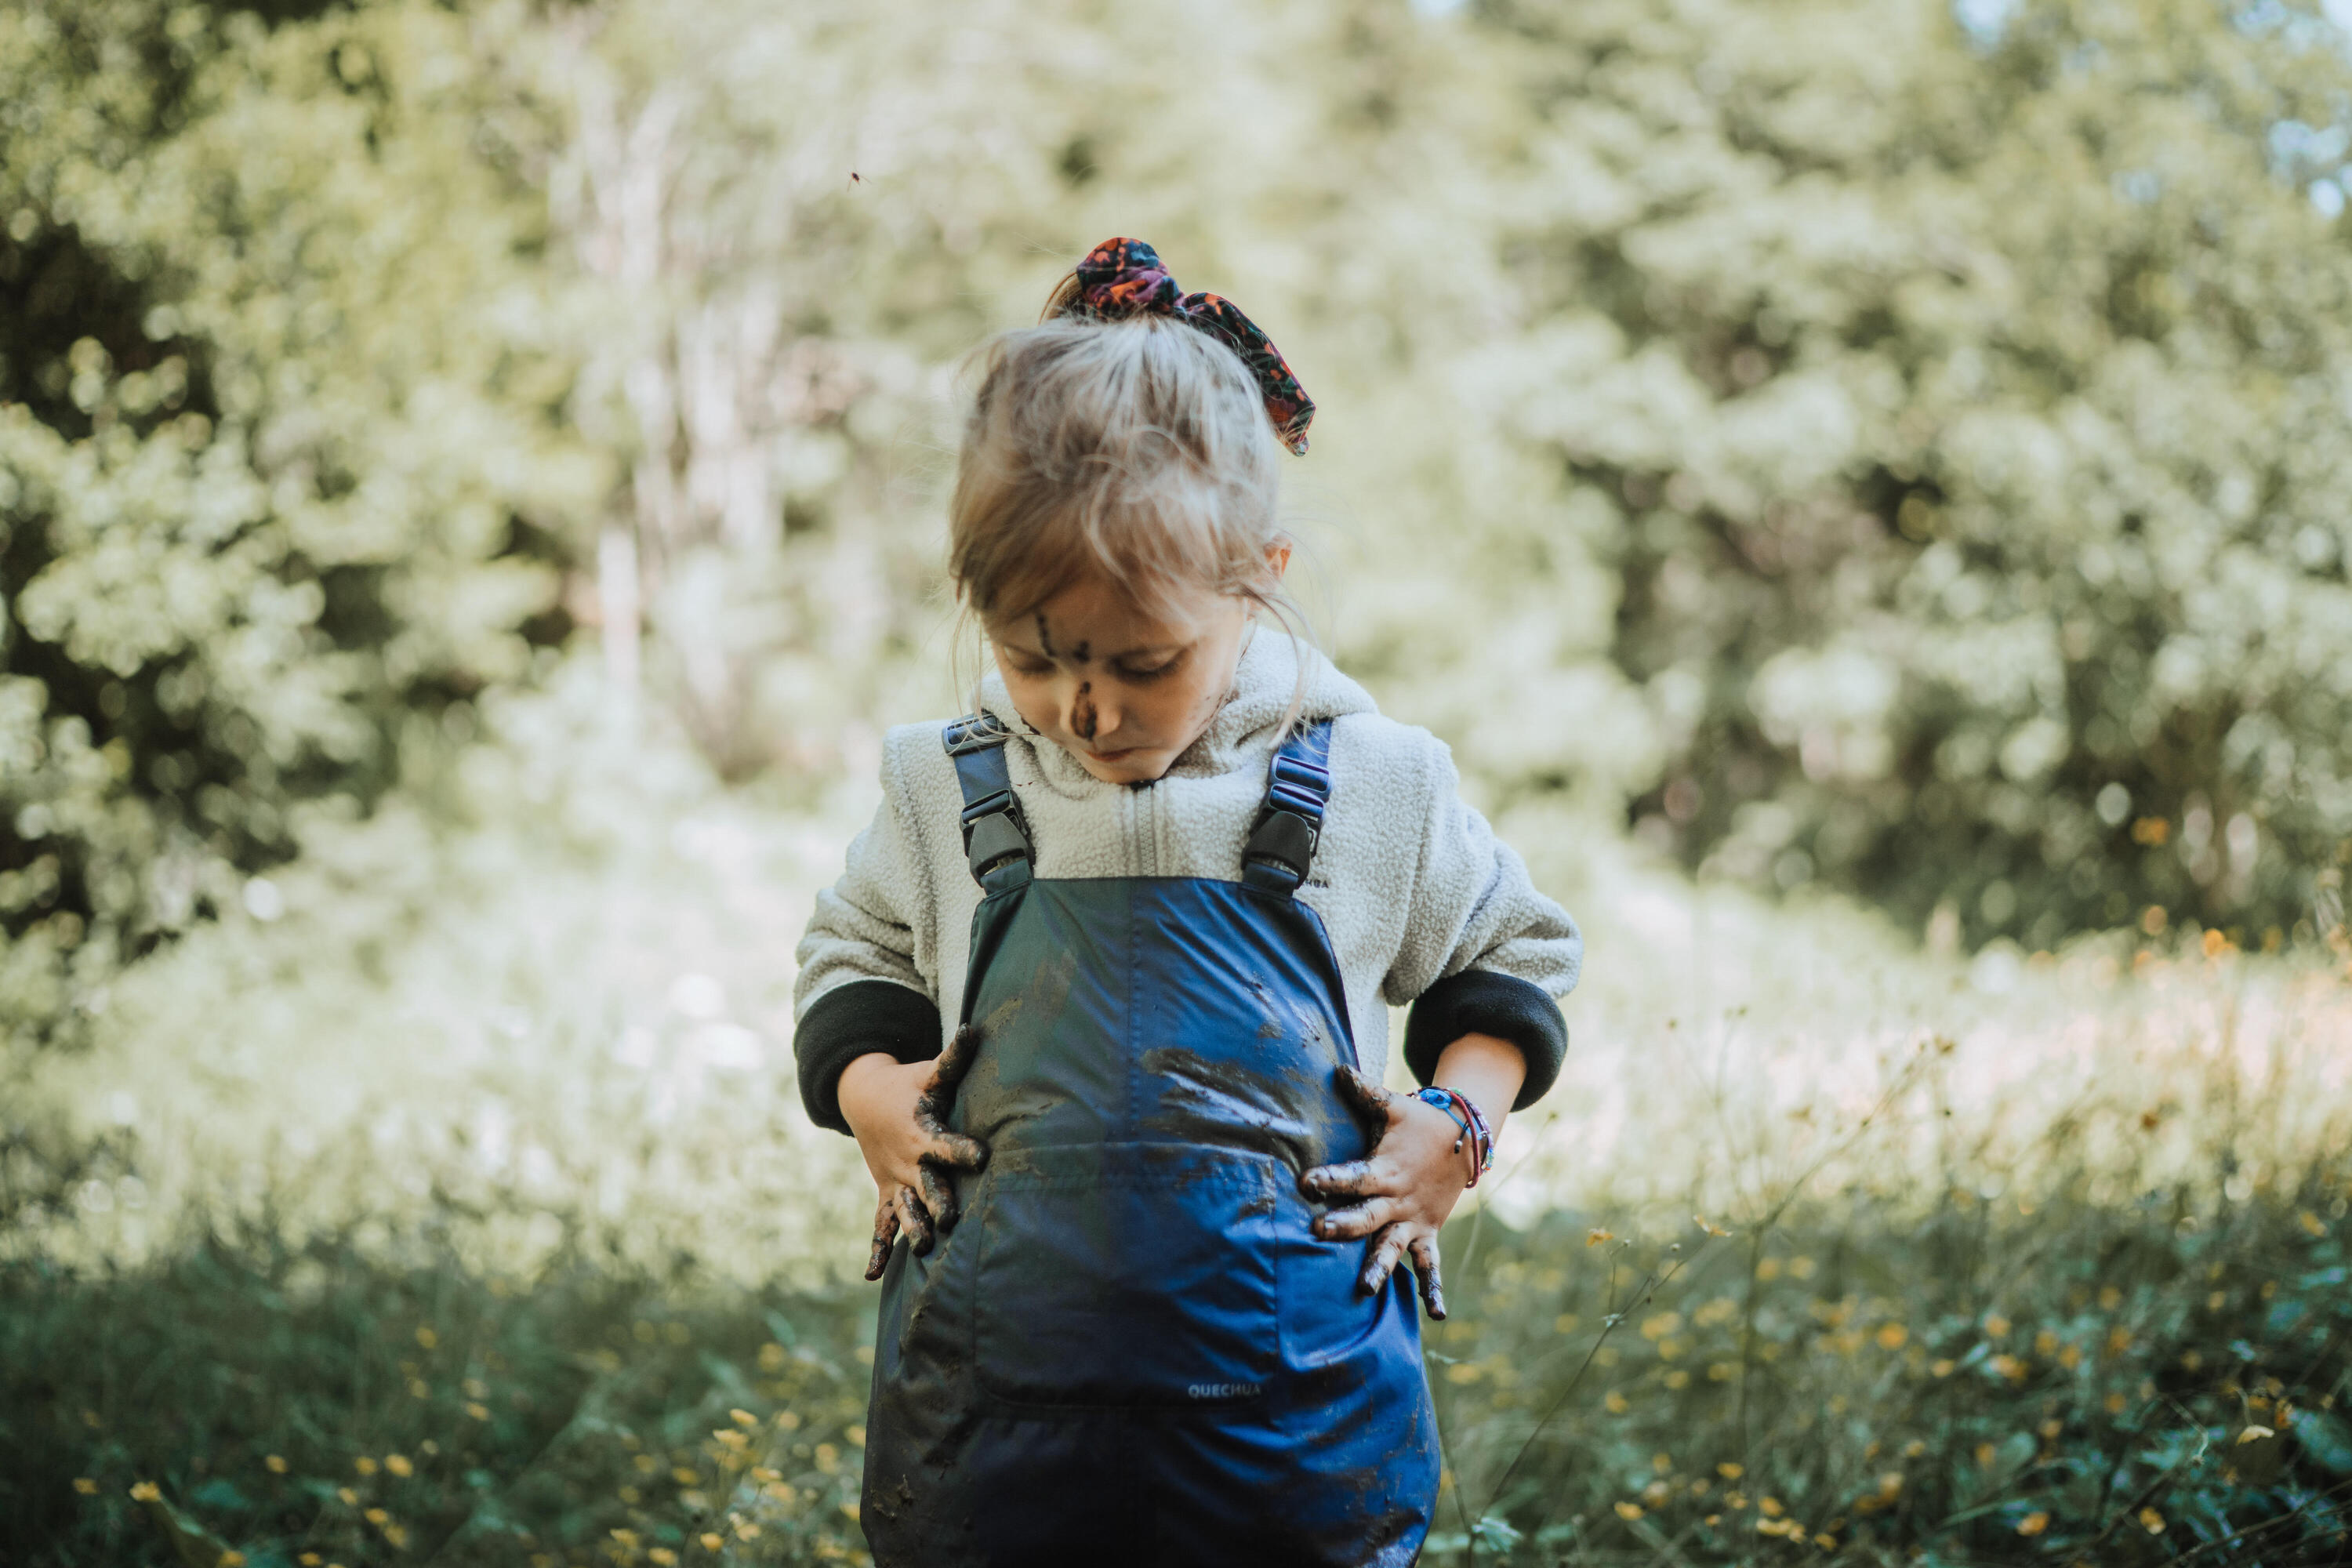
[8,1163,2347,1566]
[7,672,2352,1564]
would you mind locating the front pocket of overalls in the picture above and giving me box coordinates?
[973,1142,1282,1409]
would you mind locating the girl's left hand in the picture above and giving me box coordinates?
[1298,1065,1483,1320]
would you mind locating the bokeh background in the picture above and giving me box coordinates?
[6,0,2352,1563]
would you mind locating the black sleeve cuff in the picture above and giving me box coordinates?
[794,979,944,1134]
[1402,968,1567,1112]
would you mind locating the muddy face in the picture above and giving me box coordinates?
[983,572,1263,785]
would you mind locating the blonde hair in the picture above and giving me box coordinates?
[946,283,1311,723]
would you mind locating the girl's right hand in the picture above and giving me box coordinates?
[837,1025,989,1281]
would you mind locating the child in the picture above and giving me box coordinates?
[792,238,1582,1567]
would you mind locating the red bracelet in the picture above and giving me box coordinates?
[1415,1086,1494,1188]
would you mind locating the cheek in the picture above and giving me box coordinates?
[998,668,1061,731]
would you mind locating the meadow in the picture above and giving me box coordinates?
[6,670,2350,1566]
[11,0,2352,1562]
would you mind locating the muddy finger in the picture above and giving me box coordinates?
[1359,1225,1409,1295]
[918,1023,984,1121]
[1331,1063,1396,1131]
[865,1196,901,1282]
[922,1128,991,1171]
[1408,1232,1446,1320]
[917,1159,962,1234]
[1316,1196,1396,1241]
[1299,1159,1380,1200]
[895,1184,937,1255]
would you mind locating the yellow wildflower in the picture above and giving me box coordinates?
[1587,1228,1614,1247]
[384,1454,412,1479]
[1930,1359,1956,1377]
[1604,1391,1630,1414]
[1876,1323,1908,1350]
[73,1478,98,1495]
[414,1327,437,1350]
[354,1457,377,1477]
[2238,1425,2277,1444]
[649,1552,677,1566]
[465,1403,490,1421]
[365,1508,387,1526]
[1984,1313,2011,1337]
[1759,1495,1785,1517]
[218,1554,246,1567]
[2140,1507,2166,1534]
[337,1488,357,1505]
[130,1483,162,1502]
[1613,1501,1644,1521]
[1717,1462,1744,1479]
[730,1409,758,1429]
[2017,1511,2049,1536]
[701,1534,724,1552]
[1693,1214,1730,1237]
[2301,1210,2328,1236]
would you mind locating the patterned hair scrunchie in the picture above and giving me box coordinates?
[1068,237,1316,456]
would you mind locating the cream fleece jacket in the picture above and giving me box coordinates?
[789,628,1583,1132]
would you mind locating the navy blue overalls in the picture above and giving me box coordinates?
[859,714,1441,1567]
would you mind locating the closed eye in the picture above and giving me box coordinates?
[1112,649,1186,682]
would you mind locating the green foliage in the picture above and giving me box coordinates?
[8,1174,2346,1565]
[1415,1172,2352,1564]
[1452,0,2352,947]
[1,1219,878,1566]
[0,0,602,1044]
[12,0,2352,1054]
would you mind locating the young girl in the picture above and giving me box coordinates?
[792,238,1581,1567]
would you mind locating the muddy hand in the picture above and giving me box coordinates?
[1298,1064,1454,1320]
[846,1025,992,1283]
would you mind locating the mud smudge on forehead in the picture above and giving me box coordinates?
[1140,1046,1324,1174]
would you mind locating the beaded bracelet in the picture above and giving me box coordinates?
[1414,1086,1496,1188]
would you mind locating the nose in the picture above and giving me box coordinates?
[1062,675,1116,745]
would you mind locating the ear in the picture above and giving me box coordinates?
[1264,539,1293,582]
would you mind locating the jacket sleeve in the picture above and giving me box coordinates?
[1381,737,1583,1111]
[791,739,946,1134]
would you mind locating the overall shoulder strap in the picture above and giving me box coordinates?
[1243,720,1334,895]
[942,714,1033,892]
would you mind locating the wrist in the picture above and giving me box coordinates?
[837,1051,907,1137]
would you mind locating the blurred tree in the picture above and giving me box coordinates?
[9,0,2351,1060]
[1458,0,2352,947]
[0,0,604,1043]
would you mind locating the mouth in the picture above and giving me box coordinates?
[1086,746,1142,764]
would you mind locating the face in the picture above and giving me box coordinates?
[986,557,1284,785]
